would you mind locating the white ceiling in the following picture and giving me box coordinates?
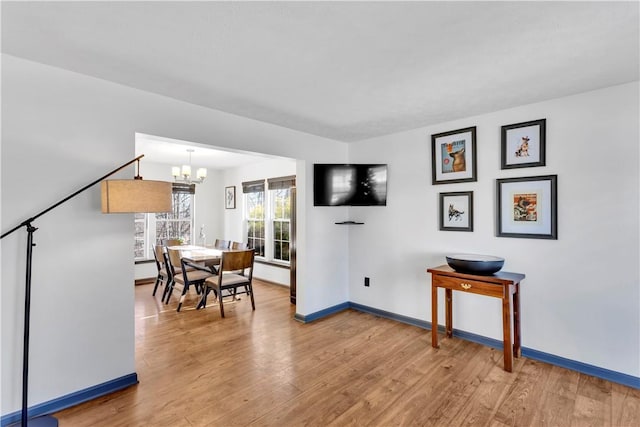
[2,1,638,145]
[135,133,275,170]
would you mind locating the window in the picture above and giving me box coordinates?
[243,180,265,257]
[268,176,295,262]
[134,213,148,259]
[155,191,193,244]
[134,184,195,260]
[272,188,290,262]
[243,176,295,263]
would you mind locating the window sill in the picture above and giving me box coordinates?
[255,259,290,270]
[135,259,155,265]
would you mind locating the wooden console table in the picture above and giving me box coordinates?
[427,265,525,372]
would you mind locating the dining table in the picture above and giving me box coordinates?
[167,245,247,305]
[167,245,223,270]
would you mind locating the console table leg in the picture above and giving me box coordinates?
[431,284,439,348]
[513,283,521,358]
[445,288,453,338]
[502,289,513,372]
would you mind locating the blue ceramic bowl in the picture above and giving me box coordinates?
[445,254,505,275]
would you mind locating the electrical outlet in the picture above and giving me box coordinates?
[364,277,370,287]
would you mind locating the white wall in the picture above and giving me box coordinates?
[347,82,640,377]
[1,54,348,415]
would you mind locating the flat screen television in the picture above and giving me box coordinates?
[314,164,387,206]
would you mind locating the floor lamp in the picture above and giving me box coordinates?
[1,154,172,427]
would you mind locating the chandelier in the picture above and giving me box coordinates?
[172,149,207,184]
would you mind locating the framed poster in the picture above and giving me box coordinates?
[225,186,236,209]
[439,191,473,232]
[501,119,546,169]
[496,175,557,239]
[431,126,477,184]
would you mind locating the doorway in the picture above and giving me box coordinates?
[134,132,298,291]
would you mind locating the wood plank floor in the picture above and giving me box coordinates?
[55,280,639,426]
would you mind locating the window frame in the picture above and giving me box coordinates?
[134,188,195,261]
[244,189,266,258]
[154,191,195,245]
[270,187,291,263]
[243,176,294,265]
[134,213,150,260]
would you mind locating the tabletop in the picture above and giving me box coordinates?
[427,265,525,285]
[167,245,223,263]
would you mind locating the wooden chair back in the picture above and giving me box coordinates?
[162,239,182,247]
[151,244,169,297]
[220,249,254,275]
[231,241,248,250]
[153,245,166,266]
[166,248,183,272]
[214,239,231,249]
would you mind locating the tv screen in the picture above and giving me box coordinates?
[314,164,387,206]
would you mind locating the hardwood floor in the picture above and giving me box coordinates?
[55,281,639,426]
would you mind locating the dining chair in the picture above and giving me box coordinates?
[161,238,182,247]
[166,248,214,312]
[151,245,169,297]
[163,248,184,304]
[160,249,196,303]
[231,241,248,250]
[197,249,255,318]
[213,239,231,249]
[160,250,177,303]
[229,242,251,275]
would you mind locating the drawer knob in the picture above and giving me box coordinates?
[460,283,472,290]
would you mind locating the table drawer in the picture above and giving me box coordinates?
[433,275,504,298]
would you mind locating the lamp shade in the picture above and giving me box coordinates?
[101,179,172,213]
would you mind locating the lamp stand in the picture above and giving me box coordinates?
[1,155,152,427]
[9,224,57,427]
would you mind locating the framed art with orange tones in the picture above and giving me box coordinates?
[497,175,557,239]
[431,126,477,184]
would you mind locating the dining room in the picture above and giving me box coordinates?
[133,132,297,295]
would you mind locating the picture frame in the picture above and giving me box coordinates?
[501,118,546,169]
[431,126,477,184]
[496,175,557,239]
[225,186,236,209]
[439,191,473,232]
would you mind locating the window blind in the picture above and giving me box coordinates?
[172,183,196,194]
[267,175,296,190]
[242,179,265,193]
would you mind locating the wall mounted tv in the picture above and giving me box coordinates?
[314,164,387,206]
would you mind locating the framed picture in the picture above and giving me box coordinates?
[501,119,546,169]
[431,126,477,184]
[225,186,236,209]
[439,191,473,232]
[496,175,557,239]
